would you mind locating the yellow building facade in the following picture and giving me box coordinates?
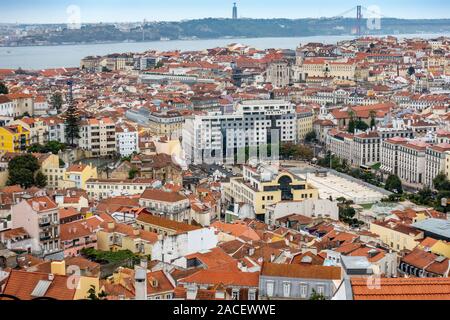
[297,111,314,141]
[0,124,31,153]
[97,221,158,256]
[369,221,424,252]
[224,165,319,219]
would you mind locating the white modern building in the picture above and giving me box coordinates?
[116,123,140,157]
[183,100,297,165]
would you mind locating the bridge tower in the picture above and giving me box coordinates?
[356,5,363,36]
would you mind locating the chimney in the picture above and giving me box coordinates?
[140,257,148,270]
[186,285,198,300]
[107,221,115,229]
[48,273,55,281]
[134,268,147,300]
[248,247,255,256]
[51,260,66,276]
[32,201,40,211]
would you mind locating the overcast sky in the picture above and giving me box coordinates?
[1,0,449,23]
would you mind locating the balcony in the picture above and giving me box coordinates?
[38,220,51,228]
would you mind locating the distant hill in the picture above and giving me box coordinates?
[4,18,450,46]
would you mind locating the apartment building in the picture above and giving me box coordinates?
[42,117,66,144]
[5,93,34,116]
[370,220,424,252]
[381,138,429,189]
[296,109,314,141]
[183,100,297,165]
[12,117,48,145]
[11,196,61,256]
[86,178,158,200]
[60,216,103,257]
[223,164,318,220]
[116,123,139,157]
[259,263,341,300]
[425,143,450,188]
[0,124,31,153]
[298,58,356,81]
[352,131,380,167]
[139,188,190,222]
[79,118,116,157]
[0,95,15,117]
[96,220,159,256]
[326,130,354,165]
[147,111,184,139]
[63,164,98,190]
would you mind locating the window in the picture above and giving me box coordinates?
[317,285,325,296]
[300,284,308,298]
[266,281,274,297]
[283,282,291,298]
[248,289,256,300]
[231,289,239,300]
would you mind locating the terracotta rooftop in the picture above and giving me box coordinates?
[137,212,201,233]
[1,270,76,300]
[350,277,450,300]
[261,262,341,280]
[140,188,187,203]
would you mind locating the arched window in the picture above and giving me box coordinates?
[278,175,293,201]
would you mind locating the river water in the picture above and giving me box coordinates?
[0,33,448,70]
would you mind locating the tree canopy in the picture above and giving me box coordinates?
[0,82,8,94]
[28,141,67,155]
[50,92,64,111]
[385,175,403,194]
[7,154,41,189]
[64,103,81,147]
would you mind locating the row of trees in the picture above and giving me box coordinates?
[280,142,314,161]
[28,141,67,154]
[381,173,449,213]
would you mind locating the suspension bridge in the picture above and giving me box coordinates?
[330,5,390,36]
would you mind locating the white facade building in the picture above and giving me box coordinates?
[116,123,140,157]
[183,100,297,165]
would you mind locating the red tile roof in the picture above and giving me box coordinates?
[1,270,76,300]
[261,263,341,280]
[179,270,259,287]
[351,277,450,300]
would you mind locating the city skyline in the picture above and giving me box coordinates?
[1,0,450,24]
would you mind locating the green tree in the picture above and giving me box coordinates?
[35,171,48,188]
[407,66,416,77]
[309,289,326,300]
[304,131,317,143]
[155,61,164,69]
[128,168,138,179]
[433,172,450,191]
[7,154,41,188]
[369,110,377,128]
[0,82,8,94]
[8,167,35,189]
[385,175,403,194]
[355,120,369,131]
[64,103,80,147]
[50,92,63,111]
